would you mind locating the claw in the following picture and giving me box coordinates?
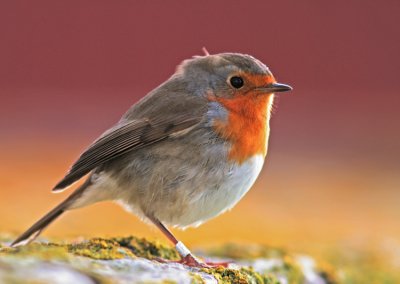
[154,254,230,268]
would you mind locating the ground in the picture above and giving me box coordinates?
[0,234,400,284]
[1,234,398,284]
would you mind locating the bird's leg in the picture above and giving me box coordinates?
[149,216,205,267]
[148,216,229,268]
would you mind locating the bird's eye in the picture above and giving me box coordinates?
[229,76,244,89]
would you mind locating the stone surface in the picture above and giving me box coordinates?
[0,235,337,284]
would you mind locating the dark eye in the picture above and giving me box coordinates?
[229,76,244,89]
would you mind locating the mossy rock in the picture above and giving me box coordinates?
[112,235,180,260]
[0,236,338,284]
[204,267,280,284]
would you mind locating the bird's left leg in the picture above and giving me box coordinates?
[148,216,229,268]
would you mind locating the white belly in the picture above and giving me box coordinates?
[175,155,265,228]
[73,155,265,229]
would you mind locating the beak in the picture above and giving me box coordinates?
[257,82,293,93]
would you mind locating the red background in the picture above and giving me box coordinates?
[1,1,399,249]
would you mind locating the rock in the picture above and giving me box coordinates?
[0,235,337,284]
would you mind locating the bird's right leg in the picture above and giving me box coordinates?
[147,216,206,267]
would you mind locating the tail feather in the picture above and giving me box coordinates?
[11,180,90,248]
[11,202,66,247]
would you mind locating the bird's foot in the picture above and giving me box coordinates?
[180,254,231,268]
[154,254,230,268]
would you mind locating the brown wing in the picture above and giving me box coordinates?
[52,114,202,191]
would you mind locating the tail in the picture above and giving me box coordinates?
[10,202,65,247]
[11,180,90,248]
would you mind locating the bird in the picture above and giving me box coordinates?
[11,51,292,267]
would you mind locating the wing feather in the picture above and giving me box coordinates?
[52,114,202,191]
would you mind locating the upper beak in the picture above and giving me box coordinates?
[257,82,293,93]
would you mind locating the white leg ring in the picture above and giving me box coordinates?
[175,241,191,257]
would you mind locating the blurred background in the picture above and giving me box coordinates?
[0,0,399,265]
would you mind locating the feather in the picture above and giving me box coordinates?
[52,114,202,191]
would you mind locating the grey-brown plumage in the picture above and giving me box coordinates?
[52,114,203,191]
[11,52,292,266]
[11,179,90,247]
[11,112,204,247]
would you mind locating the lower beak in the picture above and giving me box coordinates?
[257,82,293,93]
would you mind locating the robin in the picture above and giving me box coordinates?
[11,51,292,267]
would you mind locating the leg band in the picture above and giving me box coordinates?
[175,241,191,257]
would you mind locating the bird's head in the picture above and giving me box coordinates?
[175,52,292,99]
[175,52,292,164]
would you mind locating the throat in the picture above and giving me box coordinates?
[211,93,274,164]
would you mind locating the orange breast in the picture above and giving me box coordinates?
[210,92,274,164]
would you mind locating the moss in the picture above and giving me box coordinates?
[0,242,70,260]
[203,267,280,284]
[239,268,281,284]
[66,235,179,260]
[207,244,306,284]
[112,236,180,260]
[0,239,135,261]
[0,236,342,284]
[67,237,136,260]
[0,236,178,261]
[189,272,206,284]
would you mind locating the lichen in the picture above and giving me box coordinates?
[67,237,136,260]
[112,235,180,260]
[189,272,206,284]
[66,235,179,260]
[206,243,305,284]
[0,236,180,261]
[0,242,70,260]
[0,236,342,284]
[203,267,280,284]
